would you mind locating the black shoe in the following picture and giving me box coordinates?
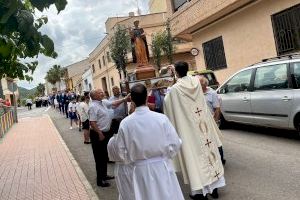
[84,141,91,144]
[108,161,115,164]
[222,159,226,165]
[211,189,219,199]
[97,180,110,187]
[189,194,208,200]
[104,175,114,180]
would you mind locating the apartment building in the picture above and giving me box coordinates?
[90,12,196,95]
[166,0,300,83]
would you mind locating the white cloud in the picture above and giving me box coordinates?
[18,0,149,89]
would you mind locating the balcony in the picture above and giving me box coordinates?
[169,0,255,37]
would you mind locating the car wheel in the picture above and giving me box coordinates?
[218,114,228,129]
[296,118,300,136]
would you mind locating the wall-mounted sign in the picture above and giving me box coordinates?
[190,48,199,56]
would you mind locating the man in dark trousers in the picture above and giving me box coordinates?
[88,89,129,187]
[62,91,70,118]
[57,92,62,113]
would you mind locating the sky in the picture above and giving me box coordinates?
[18,0,149,89]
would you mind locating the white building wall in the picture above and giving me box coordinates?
[82,68,94,92]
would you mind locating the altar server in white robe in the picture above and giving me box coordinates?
[164,61,226,200]
[108,83,184,200]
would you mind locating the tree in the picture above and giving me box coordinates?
[36,83,45,96]
[151,31,166,70]
[151,20,176,70]
[164,19,175,64]
[109,25,131,79]
[0,0,67,81]
[45,64,64,90]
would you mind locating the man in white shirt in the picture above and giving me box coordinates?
[88,89,129,187]
[68,98,78,129]
[78,95,90,144]
[108,83,184,200]
[108,86,127,135]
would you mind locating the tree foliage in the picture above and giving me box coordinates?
[45,64,64,87]
[151,20,175,69]
[164,19,175,64]
[36,83,45,96]
[0,0,67,81]
[109,25,131,78]
[151,32,166,70]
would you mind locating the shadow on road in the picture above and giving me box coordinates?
[224,122,300,140]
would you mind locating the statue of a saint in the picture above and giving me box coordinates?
[130,20,150,66]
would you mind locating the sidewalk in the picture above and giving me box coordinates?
[0,115,98,200]
[48,109,119,200]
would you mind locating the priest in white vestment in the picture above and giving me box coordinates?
[108,83,184,200]
[164,61,226,200]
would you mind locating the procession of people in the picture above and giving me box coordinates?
[47,61,226,200]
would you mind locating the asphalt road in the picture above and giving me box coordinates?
[18,107,300,200]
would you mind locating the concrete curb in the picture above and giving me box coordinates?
[46,114,99,200]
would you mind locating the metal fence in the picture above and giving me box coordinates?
[0,109,14,138]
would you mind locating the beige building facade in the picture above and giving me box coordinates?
[0,78,19,105]
[149,0,167,13]
[90,12,196,96]
[66,59,90,94]
[166,0,300,83]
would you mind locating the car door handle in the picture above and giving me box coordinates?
[282,96,292,101]
[242,97,249,102]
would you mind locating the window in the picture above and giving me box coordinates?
[111,78,114,86]
[292,62,300,88]
[272,4,300,55]
[88,83,92,91]
[107,52,111,62]
[98,59,101,69]
[203,36,227,70]
[254,64,288,90]
[172,0,188,12]
[102,56,106,66]
[84,79,88,86]
[92,64,95,73]
[224,69,252,93]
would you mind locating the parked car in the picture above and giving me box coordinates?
[217,54,300,134]
[188,70,219,89]
[160,67,219,89]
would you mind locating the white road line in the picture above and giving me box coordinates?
[45,107,51,112]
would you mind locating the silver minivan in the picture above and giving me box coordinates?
[217,55,300,133]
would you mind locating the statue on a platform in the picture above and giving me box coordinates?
[129,20,150,66]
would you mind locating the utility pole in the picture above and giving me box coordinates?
[135,0,141,15]
[11,79,18,123]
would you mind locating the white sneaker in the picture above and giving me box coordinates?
[69,127,73,130]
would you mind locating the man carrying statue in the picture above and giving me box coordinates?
[164,61,226,200]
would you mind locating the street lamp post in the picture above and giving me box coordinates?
[11,79,18,123]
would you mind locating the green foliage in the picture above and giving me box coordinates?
[151,20,175,69]
[164,19,175,64]
[36,83,45,96]
[0,0,67,81]
[18,86,37,100]
[151,32,166,70]
[109,25,131,78]
[45,64,64,86]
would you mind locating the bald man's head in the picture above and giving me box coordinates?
[90,89,104,101]
[112,86,120,96]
